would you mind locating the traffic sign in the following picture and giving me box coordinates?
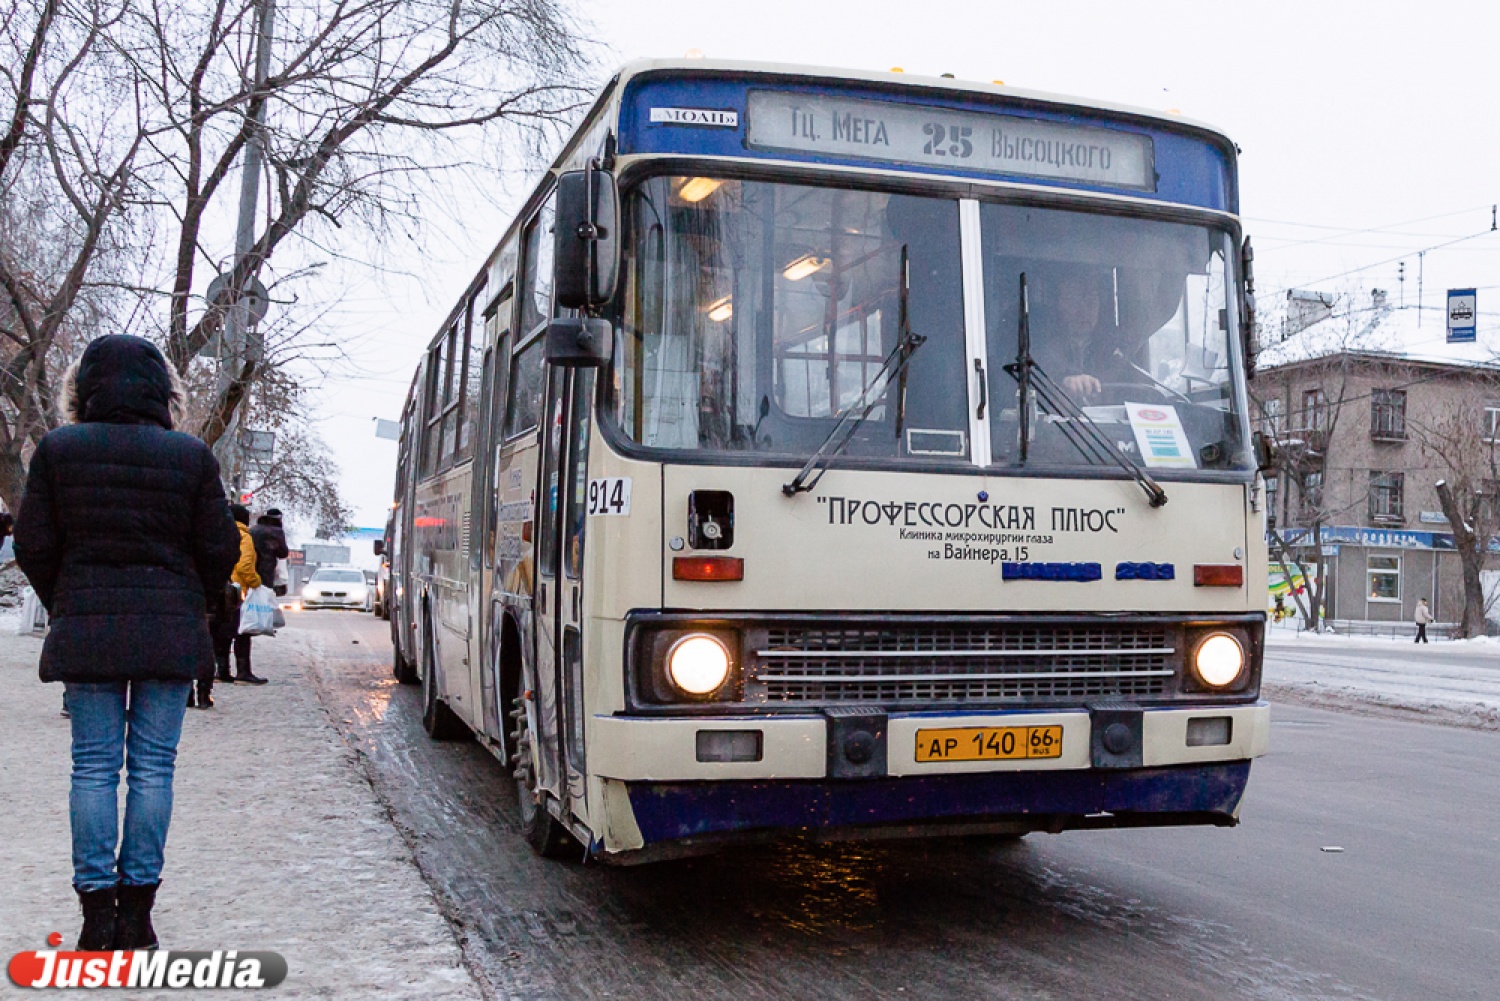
[1447,288,1477,343]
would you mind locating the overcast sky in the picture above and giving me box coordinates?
[314,0,1500,536]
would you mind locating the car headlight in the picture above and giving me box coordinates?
[1192,633,1245,688]
[301,585,315,599]
[666,634,732,696]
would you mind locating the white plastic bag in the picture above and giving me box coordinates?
[238,586,278,636]
[17,587,48,636]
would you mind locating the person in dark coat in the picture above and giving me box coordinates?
[12,335,240,951]
[250,507,289,591]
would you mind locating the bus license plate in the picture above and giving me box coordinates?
[915,725,1063,762]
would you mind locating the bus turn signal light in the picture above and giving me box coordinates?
[1193,564,1244,587]
[673,556,744,582]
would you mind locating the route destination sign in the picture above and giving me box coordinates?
[746,90,1155,190]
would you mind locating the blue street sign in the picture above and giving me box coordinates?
[1447,288,1477,342]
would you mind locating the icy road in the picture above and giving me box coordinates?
[300,612,1497,1001]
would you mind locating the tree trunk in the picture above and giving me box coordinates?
[1308,523,1326,631]
[1435,481,1486,638]
[0,445,26,516]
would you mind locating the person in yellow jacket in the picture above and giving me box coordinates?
[199,505,268,706]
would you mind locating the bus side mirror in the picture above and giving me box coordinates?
[545,317,612,367]
[373,539,385,556]
[553,163,619,311]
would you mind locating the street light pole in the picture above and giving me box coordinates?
[216,0,276,499]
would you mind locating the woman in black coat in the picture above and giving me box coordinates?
[13,335,240,951]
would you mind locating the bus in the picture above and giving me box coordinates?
[384,59,1270,863]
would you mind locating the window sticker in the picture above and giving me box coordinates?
[1125,402,1197,469]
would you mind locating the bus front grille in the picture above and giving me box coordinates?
[748,623,1176,704]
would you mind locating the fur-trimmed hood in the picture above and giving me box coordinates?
[60,335,185,429]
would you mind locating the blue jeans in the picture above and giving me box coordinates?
[64,681,191,892]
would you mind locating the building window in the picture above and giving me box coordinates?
[1370,389,1406,440]
[1302,388,1327,431]
[1261,397,1284,435]
[1300,470,1323,516]
[1484,404,1500,442]
[1367,554,1400,602]
[1264,474,1279,529]
[1368,471,1404,524]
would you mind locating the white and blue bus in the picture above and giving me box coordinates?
[384,59,1269,862]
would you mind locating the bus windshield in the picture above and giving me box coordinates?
[610,174,1249,473]
[981,203,1250,471]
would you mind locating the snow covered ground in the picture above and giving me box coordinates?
[0,623,483,999]
[1264,627,1500,730]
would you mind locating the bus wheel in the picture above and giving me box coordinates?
[392,644,418,685]
[507,694,577,859]
[421,630,468,741]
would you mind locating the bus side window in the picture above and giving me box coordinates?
[438,323,462,469]
[537,367,566,578]
[564,372,593,579]
[456,294,486,462]
[420,339,446,478]
[504,338,545,438]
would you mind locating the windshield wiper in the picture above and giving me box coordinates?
[784,248,926,496]
[1002,273,1168,508]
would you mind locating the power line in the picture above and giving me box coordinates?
[1262,227,1500,300]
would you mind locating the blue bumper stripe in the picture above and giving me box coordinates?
[625,762,1251,845]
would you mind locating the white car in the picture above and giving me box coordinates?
[301,568,369,610]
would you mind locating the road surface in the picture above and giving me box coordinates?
[297,611,1500,1001]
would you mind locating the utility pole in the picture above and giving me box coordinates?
[215,0,276,500]
[1417,250,1424,329]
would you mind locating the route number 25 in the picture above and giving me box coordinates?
[922,123,973,158]
[587,477,632,516]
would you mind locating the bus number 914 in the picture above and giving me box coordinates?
[586,477,632,517]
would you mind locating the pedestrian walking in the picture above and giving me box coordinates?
[1414,597,1433,644]
[250,507,290,596]
[222,504,268,686]
[11,335,240,951]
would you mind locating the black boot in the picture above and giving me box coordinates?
[215,660,233,683]
[75,886,116,951]
[234,651,267,685]
[113,882,160,950]
[192,682,214,709]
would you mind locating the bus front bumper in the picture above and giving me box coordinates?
[589,703,1268,859]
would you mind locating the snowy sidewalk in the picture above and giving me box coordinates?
[0,619,482,999]
[1264,626,1500,730]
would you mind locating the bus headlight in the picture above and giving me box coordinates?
[666,634,732,696]
[1192,633,1245,688]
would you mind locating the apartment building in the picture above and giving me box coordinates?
[1253,291,1500,623]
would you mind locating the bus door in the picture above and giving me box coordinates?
[469,342,499,736]
[534,367,593,813]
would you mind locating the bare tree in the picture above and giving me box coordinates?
[0,0,592,512]
[1257,318,1368,631]
[1413,388,1500,637]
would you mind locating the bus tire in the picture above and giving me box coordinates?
[507,692,577,859]
[392,637,419,685]
[421,627,468,741]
